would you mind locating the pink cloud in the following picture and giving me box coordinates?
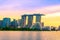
[34,5,60,14]
[0,5,60,17]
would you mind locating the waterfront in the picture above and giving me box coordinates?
[0,31,60,40]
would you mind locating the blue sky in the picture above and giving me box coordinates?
[0,0,60,16]
[0,0,60,10]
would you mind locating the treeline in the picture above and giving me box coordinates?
[0,27,56,31]
[0,26,42,31]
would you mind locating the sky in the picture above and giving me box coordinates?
[0,0,60,27]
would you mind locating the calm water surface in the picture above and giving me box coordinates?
[0,31,60,40]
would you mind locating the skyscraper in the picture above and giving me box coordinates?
[17,19,23,28]
[11,19,18,28]
[34,14,44,23]
[21,15,27,28]
[30,22,41,30]
[0,20,3,28]
[28,15,33,28]
[33,14,44,29]
[2,18,11,28]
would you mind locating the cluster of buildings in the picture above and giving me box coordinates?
[0,14,60,31]
[0,18,18,28]
[0,14,44,28]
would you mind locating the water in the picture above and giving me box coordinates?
[0,31,60,40]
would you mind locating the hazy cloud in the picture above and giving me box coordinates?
[0,0,60,11]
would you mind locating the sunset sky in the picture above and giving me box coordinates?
[0,0,60,27]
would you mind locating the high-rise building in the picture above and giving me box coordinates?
[2,18,11,28]
[17,19,22,28]
[33,14,44,29]
[0,20,3,28]
[34,14,44,23]
[11,19,18,28]
[28,15,33,28]
[30,22,41,30]
[21,15,27,28]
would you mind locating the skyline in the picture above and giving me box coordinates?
[0,0,60,27]
[0,14,60,27]
[0,14,59,31]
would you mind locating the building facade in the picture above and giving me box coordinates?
[2,18,11,28]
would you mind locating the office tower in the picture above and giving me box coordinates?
[17,19,23,28]
[11,19,18,28]
[28,15,33,28]
[21,15,27,28]
[17,19,21,28]
[0,20,3,28]
[2,18,11,28]
[20,19,23,28]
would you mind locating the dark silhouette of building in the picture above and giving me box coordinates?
[33,14,44,23]
[11,19,18,28]
[0,20,3,28]
[58,26,60,30]
[33,14,44,29]
[30,22,42,30]
[17,19,22,28]
[2,18,11,28]
[21,15,27,28]
[51,26,56,31]
[28,15,33,28]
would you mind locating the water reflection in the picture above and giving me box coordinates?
[1,31,10,40]
[27,32,33,40]
[36,32,41,40]
[20,32,26,40]
[0,31,60,40]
